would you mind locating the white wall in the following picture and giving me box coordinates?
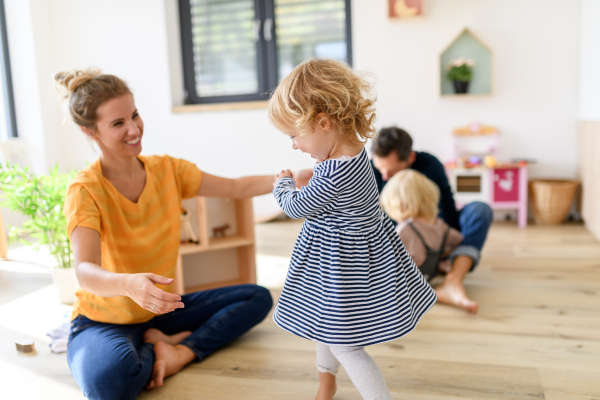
[354,0,580,179]
[7,0,582,181]
[578,1,600,240]
[2,0,61,228]
[579,0,600,121]
[46,0,307,179]
[4,0,50,174]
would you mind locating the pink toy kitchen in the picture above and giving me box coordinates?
[445,122,528,228]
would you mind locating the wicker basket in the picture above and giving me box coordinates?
[529,179,579,225]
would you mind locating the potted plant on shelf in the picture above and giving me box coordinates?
[0,164,78,304]
[446,58,475,94]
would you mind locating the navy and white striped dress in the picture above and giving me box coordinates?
[273,148,437,346]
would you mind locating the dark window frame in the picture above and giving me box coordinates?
[178,0,353,105]
[0,0,17,138]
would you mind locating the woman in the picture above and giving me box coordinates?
[58,69,274,400]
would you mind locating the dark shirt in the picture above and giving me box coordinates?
[372,151,460,230]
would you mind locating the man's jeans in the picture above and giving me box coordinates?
[451,201,494,269]
[67,284,273,400]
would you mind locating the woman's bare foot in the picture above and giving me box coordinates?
[143,328,192,345]
[315,372,337,400]
[435,279,478,314]
[145,342,196,389]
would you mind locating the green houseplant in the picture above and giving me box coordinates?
[0,164,78,303]
[446,58,475,94]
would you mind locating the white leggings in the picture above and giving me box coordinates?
[316,342,393,400]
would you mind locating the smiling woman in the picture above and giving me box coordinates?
[54,69,274,400]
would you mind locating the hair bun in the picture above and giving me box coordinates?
[54,68,102,100]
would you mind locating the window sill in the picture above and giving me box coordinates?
[172,101,269,113]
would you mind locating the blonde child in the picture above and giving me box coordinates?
[381,170,464,281]
[269,59,437,400]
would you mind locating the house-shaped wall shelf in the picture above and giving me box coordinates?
[440,28,492,96]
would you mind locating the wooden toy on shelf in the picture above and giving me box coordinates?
[175,197,255,295]
[180,207,199,244]
[212,224,230,238]
[446,123,528,228]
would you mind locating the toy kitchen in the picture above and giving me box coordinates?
[445,122,528,228]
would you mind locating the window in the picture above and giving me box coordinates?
[179,0,352,104]
[0,0,17,139]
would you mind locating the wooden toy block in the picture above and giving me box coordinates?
[15,339,35,353]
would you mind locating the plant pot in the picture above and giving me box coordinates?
[51,267,79,305]
[453,80,470,94]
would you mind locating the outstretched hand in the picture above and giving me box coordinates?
[293,169,313,188]
[123,273,184,314]
[274,169,293,187]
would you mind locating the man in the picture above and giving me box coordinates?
[371,127,493,314]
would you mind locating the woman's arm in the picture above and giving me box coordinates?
[71,226,184,314]
[197,172,273,198]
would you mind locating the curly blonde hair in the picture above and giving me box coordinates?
[268,59,376,146]
[380,169,440,222]
[55,68,132,129]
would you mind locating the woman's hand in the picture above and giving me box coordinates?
[71,227,183,315]
[122,273,185,314]
[292,169,313,188]
[274,169,293,187]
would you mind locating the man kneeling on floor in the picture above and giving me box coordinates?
[371,127,493,314]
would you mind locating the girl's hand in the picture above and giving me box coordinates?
[122,273,184,314]
[273,169,293,187]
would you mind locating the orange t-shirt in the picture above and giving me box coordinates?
[64,155,202,324]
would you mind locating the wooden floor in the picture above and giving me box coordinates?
[136,221,600,400]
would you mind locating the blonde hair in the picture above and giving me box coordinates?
[55,68,132,129]
[268,59,376,146]
[380,169,440,222]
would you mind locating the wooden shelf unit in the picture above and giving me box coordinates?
[174,196,256,295]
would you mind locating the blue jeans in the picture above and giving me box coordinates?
[450,201,494,270]
[67,284,273,400]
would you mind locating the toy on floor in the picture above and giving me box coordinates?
[181,207,199,244]
[15,339,35,353]
[445,122,528,228]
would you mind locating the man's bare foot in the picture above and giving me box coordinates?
[143,328,192,345]
[145,342,196,389]
[435,279,479,314]
[315,372,337,400]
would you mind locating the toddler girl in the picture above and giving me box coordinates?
[269,59,437,400]
[380,169,464,281]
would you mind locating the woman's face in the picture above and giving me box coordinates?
[84,94,144,158]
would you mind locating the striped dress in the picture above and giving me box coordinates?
[273,148,437,346]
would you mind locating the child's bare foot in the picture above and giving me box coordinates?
[143,328,192,345]
[315,372,337,400]
[435,279,478,314]
[145,342,196,389]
